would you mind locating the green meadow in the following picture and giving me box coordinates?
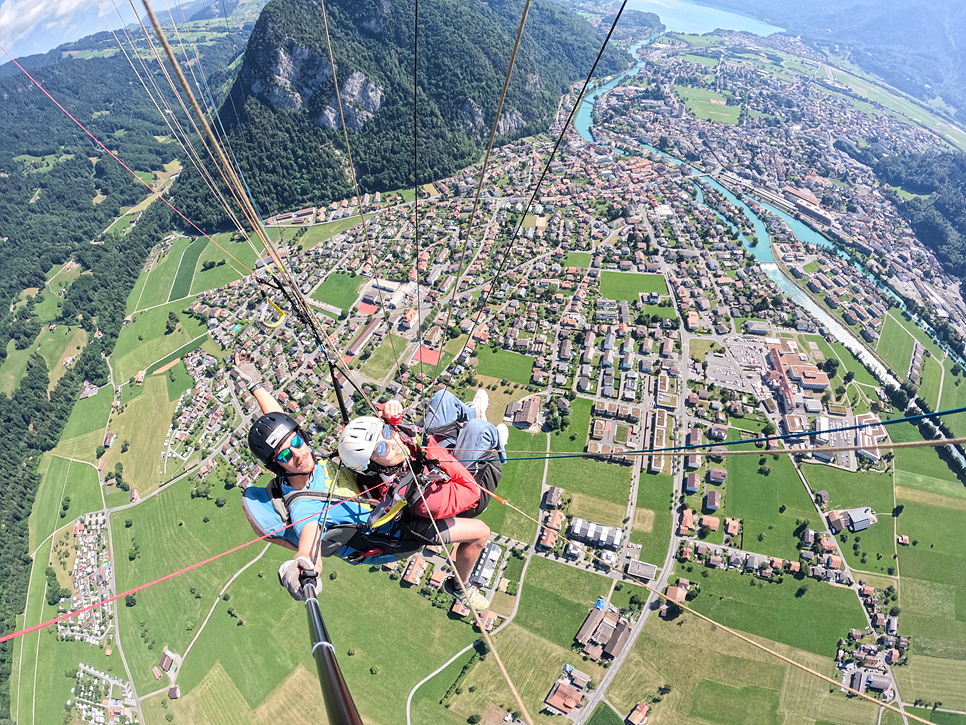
[799,465,896,575]
[673,562,866,657]
[599,271,668,301]
[113,300,207,382]
[480,427,544,544]
[727,447,815,561]
[476,347,536,385]
[310,271,365,311]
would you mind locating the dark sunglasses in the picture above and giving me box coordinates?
[373,425,396,459]
[276,433,305,464]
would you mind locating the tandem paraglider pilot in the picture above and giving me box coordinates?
[234,355,507,611]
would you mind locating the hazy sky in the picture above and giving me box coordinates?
[0,0,137,59]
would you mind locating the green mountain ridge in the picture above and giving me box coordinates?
[172,0,634,228]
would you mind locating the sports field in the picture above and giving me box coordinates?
[608,616,879,725]
[310,271,365,311]
[876,314,916,378]
[101,376,181,499]
[674,86,740,124]
[476,347,536,385]
[599,271,668,301]
[113,299,207,382]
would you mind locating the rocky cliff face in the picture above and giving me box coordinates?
[182,0,628,224]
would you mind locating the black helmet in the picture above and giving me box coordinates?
[249,412,302,475]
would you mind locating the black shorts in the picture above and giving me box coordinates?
[406,516,454,544]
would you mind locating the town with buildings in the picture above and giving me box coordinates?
[25,23,966,725]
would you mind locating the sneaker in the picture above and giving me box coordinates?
[443,577,491,610]
[496,423,509,447]
[471,388,489,419]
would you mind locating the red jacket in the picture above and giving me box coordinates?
[406,436,480,519]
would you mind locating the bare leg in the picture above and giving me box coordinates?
[447,518,490,585]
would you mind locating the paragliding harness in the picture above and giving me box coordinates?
[241,458,429,562]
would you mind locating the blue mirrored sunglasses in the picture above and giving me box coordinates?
[276,433,305,464]
[373,425,395,458]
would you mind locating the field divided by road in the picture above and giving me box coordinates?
[607,616,879,725]
[158,545,478,725]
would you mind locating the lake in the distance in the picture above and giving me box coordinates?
[622,0,785,36]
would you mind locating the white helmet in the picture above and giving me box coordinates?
[338,416,387,473]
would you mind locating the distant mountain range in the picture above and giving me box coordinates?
[700,0,966,123]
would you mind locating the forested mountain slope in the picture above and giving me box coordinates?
[701,0,966,123]
[173,0,631,228]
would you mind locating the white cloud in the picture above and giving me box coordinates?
[0,0,96,48]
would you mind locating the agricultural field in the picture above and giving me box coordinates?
[169,238,210,301]
[188,231,271,295]
[138,540,476,725]
[512,557,612,649]
[110,477,261,694]
[446,558,610,725]
[727,447,816,561]
[49,386,113,465]
[599,272,669,301]
[877,314,916,378]
[310,271,365,311]
[630,472,674,567]
[799,465,896,575]
[28,455,102,551]
[112,299,208,383]
[671,562,866,657]
[673,86,740,124]
[480,427,544,544]
[547,456,631,507]
[129,236,192,311]
[608,615,880,725]
[889,488,966,710]
[939,357,966,439]
[476,347,536,385]
[101,375,184,501]
[301,218,361,248]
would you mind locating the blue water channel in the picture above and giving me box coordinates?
[573,63,899,382]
